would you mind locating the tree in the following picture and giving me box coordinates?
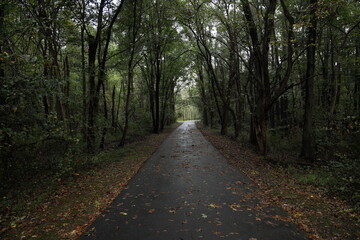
[300,0,317,160]
[241,0,295,155]
[118,0,143,146]
[141,0,187,133]
[85,0,125,151]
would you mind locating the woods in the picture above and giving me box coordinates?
[181,0,360,204]
[0,0,190,188]
[0,0,360,238]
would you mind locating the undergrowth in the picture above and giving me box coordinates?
[0,122,180,239]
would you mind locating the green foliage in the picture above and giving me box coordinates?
[289,154,360,209]
[268,127,303,155]
[1,0,359,222]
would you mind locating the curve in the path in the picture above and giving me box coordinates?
[80,121,307,240]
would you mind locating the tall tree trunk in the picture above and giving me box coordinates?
[301,0,317,160]
[198,64,209,127]
[0,5,3,83]
[355,39,360,115]
[329,37,340,123]
[64,55,70,98]
[111,85,116,129]
[64,55,70,128]
[220,105,228,135]
[154,46,161,133]
[116,81,124,130]
[120,0,139,145]
[280,96,288,133]
[86,0,124,151]
[99,81,108,149]
[234,77,242,138]
[120,66,134,146]
[242,0,276,156]
[81,6,87,142]
[87,35,98,151]
[229,34,241,138]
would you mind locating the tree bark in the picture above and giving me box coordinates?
[242,0,276,156]
[111,85,116,129]
[81,0,87,142]
[301,0,318,160]
[242,0,294,156]
[197,61,209,127]
[355,39,360,114]
[87,34,98,151]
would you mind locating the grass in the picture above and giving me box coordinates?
[0,122,180,240]
[287,167,334,187]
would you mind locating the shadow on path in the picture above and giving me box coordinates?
[80,121,307,240]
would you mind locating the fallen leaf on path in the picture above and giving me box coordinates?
[120,212,128,215]
[272,215,291,222]
[208,203,221,209]
[213,231,222,236]
[229,203,241,211]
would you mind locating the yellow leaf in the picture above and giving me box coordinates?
[229,203,241,211]
[208,203,221,209]
[10,222,17,228]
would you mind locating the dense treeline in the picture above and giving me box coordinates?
[180,0,359,204]
[0,0,189,192]
[0,0,359,204]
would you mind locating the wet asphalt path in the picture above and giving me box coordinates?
[80,121,307,240]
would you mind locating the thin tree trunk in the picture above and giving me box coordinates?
[87,35,98,151]
[220,105,228,135]
[81,20,87,142]
[355,39,360,114]
[198,64,209,127]
[111,85,116,128]
[99,81,108,149]
[120,67,133,146]
[154,46,161,133]
[301,0,317,160]
[0,5,4,89]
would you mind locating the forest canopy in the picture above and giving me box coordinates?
[0,0,359,205]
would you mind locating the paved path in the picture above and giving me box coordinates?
[80,121,307,240]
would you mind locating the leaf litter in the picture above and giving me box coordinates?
[0,124,180,240]
[197,124,360,240]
